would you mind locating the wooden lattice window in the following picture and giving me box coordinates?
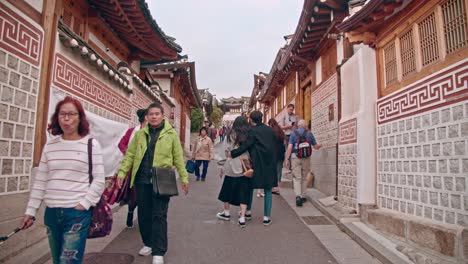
[418,12,440,66]
[384,41,398,85]
[400,29,416,77]
[442,0,468,54]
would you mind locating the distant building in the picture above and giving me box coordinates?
[219,96,250,123]
[143,59,202,152]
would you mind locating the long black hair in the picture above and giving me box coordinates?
[226,116,250,146]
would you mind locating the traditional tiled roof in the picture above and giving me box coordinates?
[142,60,202,108]
[260,0,348,104]
[337,0,407,45]
[89,0,181,62]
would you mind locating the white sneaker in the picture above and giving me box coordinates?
[152,256,164,264]
[138,246,152,256]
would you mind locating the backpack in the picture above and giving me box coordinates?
[294,130,312,158]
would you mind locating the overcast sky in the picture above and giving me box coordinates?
[149,0,303,99]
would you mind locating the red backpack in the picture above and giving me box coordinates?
[294,130,312,158]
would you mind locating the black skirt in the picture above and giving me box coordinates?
[218,176,252,206]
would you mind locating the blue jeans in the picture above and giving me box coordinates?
[276,160,284,182]
[44,207,92,264]
[195,160,209,179]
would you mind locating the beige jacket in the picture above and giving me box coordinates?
[192,136,214,161]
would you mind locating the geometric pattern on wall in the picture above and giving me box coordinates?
[132,88,152,110]
[52,53,131,119]
[0,2,43,66]
[339,118,357,145]
[377,59,468,124]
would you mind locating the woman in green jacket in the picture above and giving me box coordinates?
[117,102,188,264]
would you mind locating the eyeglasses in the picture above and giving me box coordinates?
[58,112,79,118]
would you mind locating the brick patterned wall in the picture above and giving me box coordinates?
[52,53,131,121]
[0,2,43,195]
[52,88,129,126]
[311,74,338,148]
[377,60,468,226]
[338,118,358,209]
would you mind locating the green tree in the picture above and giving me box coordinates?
[210,105,224,127]
[190,108,204,132]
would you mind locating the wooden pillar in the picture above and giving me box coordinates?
[33,0,61,166]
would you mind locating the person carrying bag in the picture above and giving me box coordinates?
[117,102,188,264]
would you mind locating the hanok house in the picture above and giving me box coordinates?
[258,0,348,197]
[143,59,203,152]
[0,0,188,262]
[337,0,468,262]
[220,96,250,124]
[248,72,267,115]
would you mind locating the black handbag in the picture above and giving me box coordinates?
[151,167,179,197]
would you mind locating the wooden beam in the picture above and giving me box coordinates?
[320,0,344,10]
[383,2,403,13]
[304,30,326,40]
[34,0,60,166]
[307,23,330,32]
[311,15,331,24]
[313,5,331,15]
[347,31,376,45]
[372,11,388,21]
[299,38,321,49]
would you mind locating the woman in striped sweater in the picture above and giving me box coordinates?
[20,96,105,264]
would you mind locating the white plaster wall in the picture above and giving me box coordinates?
[339,46,378,209]
[337,38,344,65]
[25,0,43,13]
[156,78,171,94]
[316,57,322,84]
[356,47,378,205]
[88,32,121,65]
[131,60,140,73]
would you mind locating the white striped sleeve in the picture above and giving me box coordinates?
[25,146,49,217]
[79,139,105,209]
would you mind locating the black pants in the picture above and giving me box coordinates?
[136,183,170,256]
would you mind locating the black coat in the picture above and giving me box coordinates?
[231,123,277,189]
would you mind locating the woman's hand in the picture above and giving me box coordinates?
[182,183,189,195]
[20,215,35,230]
[116,177,124,189]
[74,204,87,211]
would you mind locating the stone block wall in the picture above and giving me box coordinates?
[376,59,468,227]
[311,74,338,196]
[338,118,358,209]
[0,2,43,195]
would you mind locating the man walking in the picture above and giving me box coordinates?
[280,104,299,145]
[229,111,277,225]
[285,120,320,207]
[280,104,299,170]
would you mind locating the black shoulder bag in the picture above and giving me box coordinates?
[146,134,179,197]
